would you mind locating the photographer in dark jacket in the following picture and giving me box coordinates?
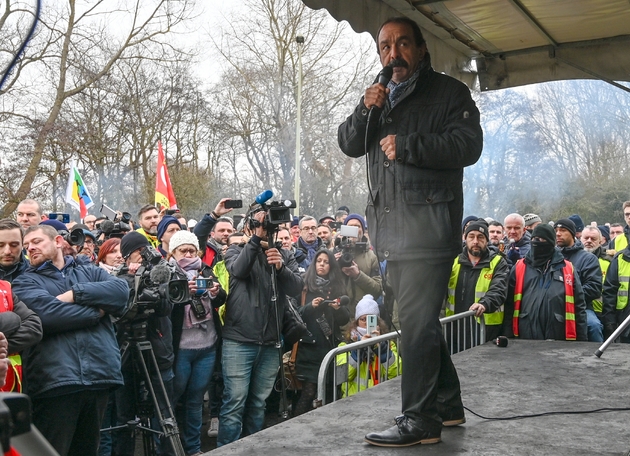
[113,232,179,456]
[217,210,303,447]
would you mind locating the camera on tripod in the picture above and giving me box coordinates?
[246,190,296,234]
[334,225,368,268]
[117,246,191,327]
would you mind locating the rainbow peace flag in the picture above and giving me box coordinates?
[65,162,94,218]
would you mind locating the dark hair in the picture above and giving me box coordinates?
[489,220,504,228]
[0,218,23,237]
[611,223,623,228]
[96,238,121,265]
[376,17,426,53]
[137,204,158,218]
[303,249,346,298]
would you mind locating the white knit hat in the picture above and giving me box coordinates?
[169,230,199,253]
[355,294,380,320]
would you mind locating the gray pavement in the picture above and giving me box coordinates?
[207,340,630,455]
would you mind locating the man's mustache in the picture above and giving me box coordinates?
[388,58,408,68]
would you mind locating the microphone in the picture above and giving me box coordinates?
[367,65,394,126]
[494,336,508,347]
[100,219,115,235]
[339,295,350,306]
[255,190,273,205]
[149,262,172,284]
[377,65,393,86]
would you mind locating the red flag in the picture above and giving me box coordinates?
[155,141,178,210]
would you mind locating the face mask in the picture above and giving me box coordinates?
[355,326,367,336]
[532,240,555,267]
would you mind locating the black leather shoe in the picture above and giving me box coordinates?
[438,407,466,427]
[364,416,441,447]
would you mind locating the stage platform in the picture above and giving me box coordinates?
[207,340,630,455]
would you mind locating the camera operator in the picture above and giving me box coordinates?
[335,214,383,315]
[40,219,86,260]
[13,224,128,456]
[114,231,182,456]
[217,209,303,446]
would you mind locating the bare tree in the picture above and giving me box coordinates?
[0,0,195,217]
[207,0,378,215]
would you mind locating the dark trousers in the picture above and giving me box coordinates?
[388,259,463,427]
[32,389,109,456]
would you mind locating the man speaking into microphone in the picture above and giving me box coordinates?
[338,17,483,447]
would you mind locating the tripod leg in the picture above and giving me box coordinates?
[134,342,186,456]
[595,311,630,357]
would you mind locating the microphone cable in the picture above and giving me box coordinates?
[0,0,42,93]
[463,404,630,421]
[362,64,400,336]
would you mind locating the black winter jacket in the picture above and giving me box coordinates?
[503,249,588,341]
[602,248,630,336]
[13,257,128,398]
[338,54,483,262]
[559,240,602,311]
[296,289,350,383]
[222,236,304,345]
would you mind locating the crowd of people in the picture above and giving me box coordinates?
[3,195,630,455]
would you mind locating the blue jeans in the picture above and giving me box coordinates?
[173,346,216,455]
[586,309,604,342]
[217,340,279,447]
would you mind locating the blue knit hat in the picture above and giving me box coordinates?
[568,214,585,233]
[344,213,366,232]
[157,215,181,242]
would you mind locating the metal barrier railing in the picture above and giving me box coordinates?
[315,310,485,407]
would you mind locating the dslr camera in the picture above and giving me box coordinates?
[334,225,368,268]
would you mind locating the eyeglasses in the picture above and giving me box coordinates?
[301,226,317,232]
[358,316,367,322]
[176,248,197,256]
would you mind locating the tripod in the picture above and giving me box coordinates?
[595,311,630,357]
[101,319,185,456]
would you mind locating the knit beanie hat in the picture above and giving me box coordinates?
[355,294,380,320]
[464,220,489,241]
[568,214,585,233]
[120,232,150,258]
[344,213,366,232]
[157,215,182,242]
[532,223,557,245]
[461,215,479,232]
[169,230,199,253]
[523,213,542,227]
[598,225,610,243]
[554,218,576,238]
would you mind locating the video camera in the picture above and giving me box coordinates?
[334,225,368,268]
[117,246,190,326]
[95,203,132,239]
[246,190,296,234]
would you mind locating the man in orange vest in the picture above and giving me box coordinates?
[503,223,588,340]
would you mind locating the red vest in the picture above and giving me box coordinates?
[0,280,23,392]
[513,259,577,341]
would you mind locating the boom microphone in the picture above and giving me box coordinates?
[339,295,350,307]
[100,219,115,235]
[255,190,273,205]
[149,262,172,284]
